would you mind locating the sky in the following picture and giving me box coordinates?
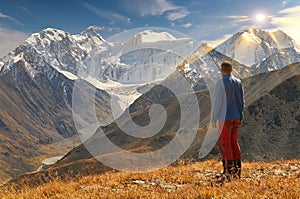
[1,0,300,57]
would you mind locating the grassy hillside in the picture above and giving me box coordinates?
[1,159,299,198]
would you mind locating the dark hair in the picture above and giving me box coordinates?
[221,61,232,73]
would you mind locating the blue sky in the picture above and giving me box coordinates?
[1,0,300,57]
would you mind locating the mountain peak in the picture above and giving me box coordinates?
[215,27,299,67]
[133,29,177,43]
[24,28,71,46]
[244,28,264,34]
[242,28,294,46]
[80,26,105,41]
[40,28,70,38]
[271,29,285,35]
[42,27,68,33]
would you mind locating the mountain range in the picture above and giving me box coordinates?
[0,26,300,183]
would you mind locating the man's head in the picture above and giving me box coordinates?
[221,61,232,75]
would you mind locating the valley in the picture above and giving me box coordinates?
[0,27,299,187]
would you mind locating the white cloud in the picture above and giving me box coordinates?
[270,5,300,44]
[225,15,249,19]
[125,0,189,21]
[282,0,288,7]
[136,0,180,16]
[88,25,121,32]
[167,9,190,21]
[182,23,192,28]
[82,2,130,23]
[0,28,28,58]
[0,12,20,24]
[220,15,251,23]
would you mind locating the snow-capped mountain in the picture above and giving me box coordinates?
[123,29,196,55]
[128,29,177,43]
[215,28,300,69]
[1,27,198,111]
[2,27,300,111]
[7,27,108,78]
[87,29,197,84]
[2,27,300,102]
[180,28,300,90]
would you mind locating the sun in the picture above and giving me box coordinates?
[255,14,266,22]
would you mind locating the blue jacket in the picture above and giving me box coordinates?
[211,74,244,122]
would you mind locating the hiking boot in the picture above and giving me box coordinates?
[233,160,241,179]
[227,160,235,181]
[216,160,226,177]
[216,160,233,182]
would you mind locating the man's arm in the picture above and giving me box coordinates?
[240,83,245,120]
[211,81,224,127]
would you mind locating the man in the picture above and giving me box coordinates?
[211,61,244,180]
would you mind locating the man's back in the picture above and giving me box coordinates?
[222,74,244,121]
[211,74,244,122]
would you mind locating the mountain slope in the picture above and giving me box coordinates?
[18,62,299,183]
[240,64,300,160]
[0,58,113,182]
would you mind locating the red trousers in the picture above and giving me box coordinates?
[218,119,241,162]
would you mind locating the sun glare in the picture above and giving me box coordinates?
[255,14,266,22]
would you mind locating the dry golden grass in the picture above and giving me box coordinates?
[0,159,299,199]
